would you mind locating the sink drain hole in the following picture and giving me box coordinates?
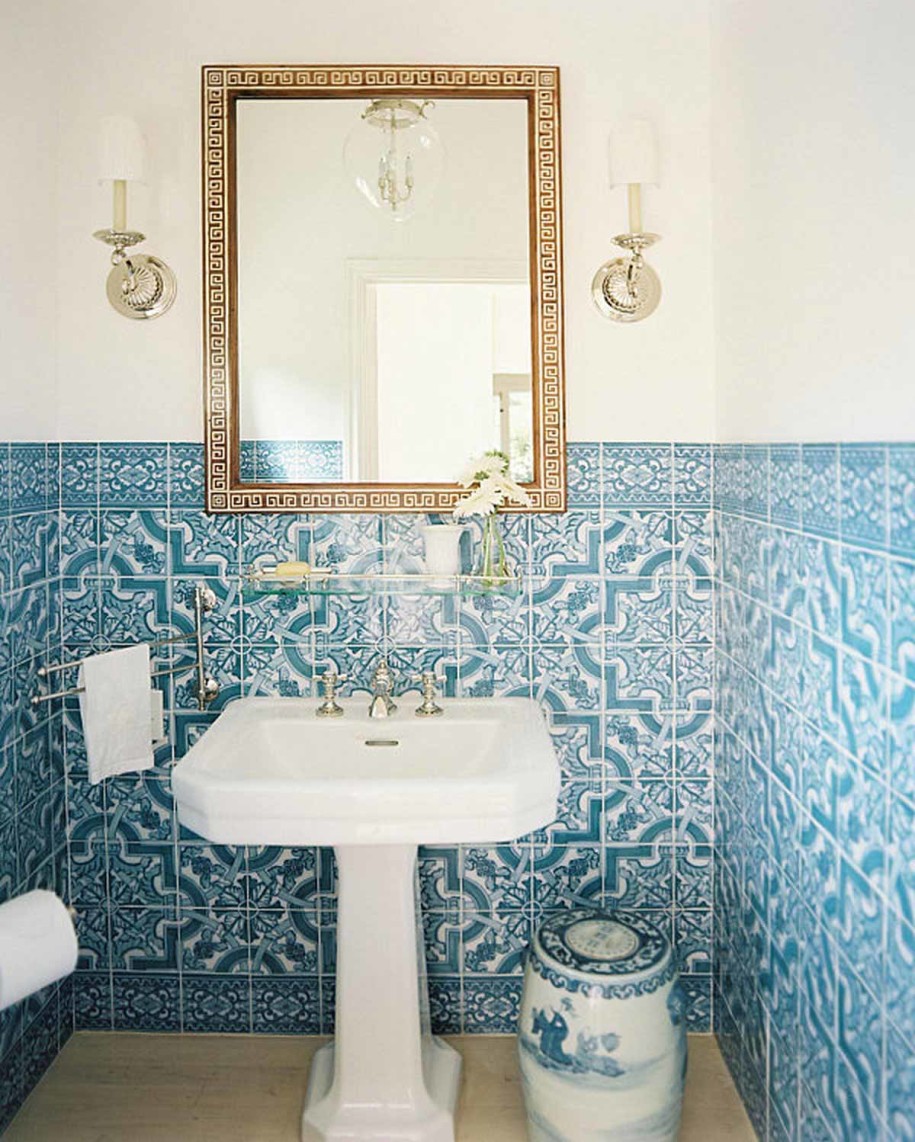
[364,739,400,747]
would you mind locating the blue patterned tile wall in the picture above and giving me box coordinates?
[7,433,913,1136]
[714,442,915,1141]
[49,441,714,1043]
[0,443,71,1133]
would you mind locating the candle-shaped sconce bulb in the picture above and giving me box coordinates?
[627,184,643,235]
[112,179,127,232]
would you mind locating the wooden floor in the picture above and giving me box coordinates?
[6,1032,755,1141]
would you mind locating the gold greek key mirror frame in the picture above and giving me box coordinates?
[202,65,566,513]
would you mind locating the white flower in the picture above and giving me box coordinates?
[490,470,532,508]
[453,477,503,518]
[453,450,531,518]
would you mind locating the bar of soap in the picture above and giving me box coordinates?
[274,561,311,576]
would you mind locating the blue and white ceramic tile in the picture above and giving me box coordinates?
[604,711,673,781]
[565,443,601,509]
[601,843,673,909]
[530,844,602,910]
[60,444,99,509]
[108,905,180,973]
[458,589,530,648]
[743,445,768,520]
[889,443,915,559]
[604,645,674,712]
[601,510,672,577]
[112,974,181,1032]
[427,978,463,1035]
[461,845,532,915]
[169,511,240,578]
[419,910,461,976]
[96,509,167,579]
[180,908,250,975]
[602,444,673,508]
[248,908,319,975]
[240,513,311,568]
[10,445,47,514]
[769,445,802,528]
[251,977,321,1035]
[99,444,168,508]
[840,548,888,664]
[674,444,712,507]
[178,844,246,910]
[462,977,522,1034]
[168,443,205,508]
[529,511,600,577]
[462,911,530,975]
[245,846,331,910]
[840,444,888,550]
[182,974,252,1033]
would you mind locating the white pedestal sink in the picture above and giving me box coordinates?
[173,696,559,1142]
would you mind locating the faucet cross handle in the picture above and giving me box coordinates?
[316,671,347,718]
[412,671,444,717]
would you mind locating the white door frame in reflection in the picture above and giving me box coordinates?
[346,258,530,483]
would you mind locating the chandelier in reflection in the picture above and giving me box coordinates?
[344,98,444,221]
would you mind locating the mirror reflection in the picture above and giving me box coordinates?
[235,97,532,485]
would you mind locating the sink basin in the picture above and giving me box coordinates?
[172,692,559,1142]
[172,695,558,845]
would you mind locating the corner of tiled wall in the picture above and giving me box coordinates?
[712,441,915,1140]
[0,441,71,1133]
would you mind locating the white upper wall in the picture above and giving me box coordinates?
[49,0,715,442]
[0,2,59,440]
[711,0,915,442]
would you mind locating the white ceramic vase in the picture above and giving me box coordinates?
[518,910,687,1142]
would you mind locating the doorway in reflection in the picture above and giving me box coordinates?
[356,275,531,483]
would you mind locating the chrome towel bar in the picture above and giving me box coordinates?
[31,584,220,712]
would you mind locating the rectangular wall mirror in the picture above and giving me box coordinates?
[202,66,565,512]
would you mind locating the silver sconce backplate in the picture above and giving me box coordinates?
[94,228,177,320]
[592,233,661,323]
[105,254,177,320]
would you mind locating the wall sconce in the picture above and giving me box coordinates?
[592,120,661,323]
[93,115,177,320]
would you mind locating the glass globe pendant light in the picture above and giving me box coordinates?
[343,99,444,221]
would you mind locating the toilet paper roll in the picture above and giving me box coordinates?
[0,890,79,1012]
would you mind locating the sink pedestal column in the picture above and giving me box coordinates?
[302,844,462,1142]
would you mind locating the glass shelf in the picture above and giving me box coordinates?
[243,569,523,599]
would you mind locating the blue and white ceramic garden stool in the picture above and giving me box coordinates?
[518,909,687,1142]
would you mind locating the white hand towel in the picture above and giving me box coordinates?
[79,645,155,784]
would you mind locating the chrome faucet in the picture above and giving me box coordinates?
[368,659,397,719]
